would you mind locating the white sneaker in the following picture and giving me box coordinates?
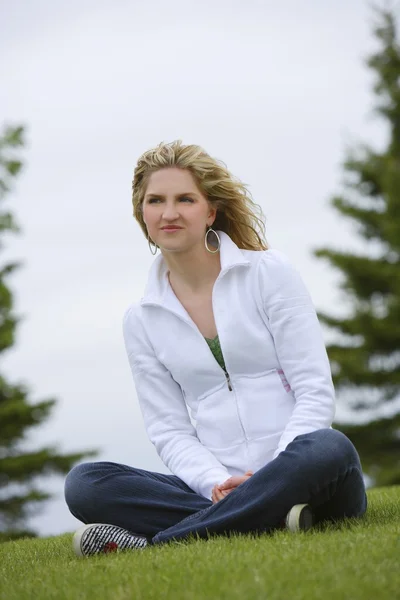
[73,523,149,557]
[285,504,315,532]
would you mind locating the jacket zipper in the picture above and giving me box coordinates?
[141,303,248,441]
[223,368,233,391]
[141,262,250,445]
[141,302,234,392]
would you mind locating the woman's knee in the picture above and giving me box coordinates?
[311,428,362,469]
[64,461,98,509]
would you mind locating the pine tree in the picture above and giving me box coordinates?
[0,125,97,542]
[313,7,400,487]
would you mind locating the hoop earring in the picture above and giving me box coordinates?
[205,226,220,253]
[148,236,158,255]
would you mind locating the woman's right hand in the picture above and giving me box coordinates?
[219,470,254,491]
[212,470,253,504]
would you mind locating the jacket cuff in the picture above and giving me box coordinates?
[199,469,233,500]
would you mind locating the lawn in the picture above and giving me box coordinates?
[1,485,399,600]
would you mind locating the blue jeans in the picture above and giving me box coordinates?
[64,428,368,546]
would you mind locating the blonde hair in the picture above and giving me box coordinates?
[131,140,269,251]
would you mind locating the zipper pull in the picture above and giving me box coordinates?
[224,370,233,391]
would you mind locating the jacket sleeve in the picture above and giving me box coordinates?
[258,251,336,459]
[122,304,233,501]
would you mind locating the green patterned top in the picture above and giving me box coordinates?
[204,335,226,370]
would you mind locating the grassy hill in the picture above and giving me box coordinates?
[1,485,399,600]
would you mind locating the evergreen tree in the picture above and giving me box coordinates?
[0,125,97,542]
[313,7,400,487]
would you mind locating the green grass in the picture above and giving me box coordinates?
[1,486,399,600]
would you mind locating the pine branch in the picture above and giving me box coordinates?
[0,124,100,536]
[331,197,387,243]
[0,396,55,446]
[314,249,399,298]
[0,489,50,524]
[0,448,98,484]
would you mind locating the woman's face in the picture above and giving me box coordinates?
[142,167,216,254]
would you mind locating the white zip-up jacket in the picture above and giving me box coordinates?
[122,231,336,501]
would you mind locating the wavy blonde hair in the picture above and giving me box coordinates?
[131,140,269,251]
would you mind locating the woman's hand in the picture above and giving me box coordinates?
[211,484,230,504]
[211,471,253,504]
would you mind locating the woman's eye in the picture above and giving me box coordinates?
[148,197,193,203]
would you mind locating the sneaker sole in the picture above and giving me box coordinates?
[286,504,314,532]
[73,523,148,557]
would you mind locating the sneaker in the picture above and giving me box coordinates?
[73,523,148,557]
[285,504,315,532]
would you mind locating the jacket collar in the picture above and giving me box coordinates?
[141,230,251,308]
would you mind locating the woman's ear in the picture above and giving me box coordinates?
[207,206,217,225]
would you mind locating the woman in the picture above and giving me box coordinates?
[64,140,368,557]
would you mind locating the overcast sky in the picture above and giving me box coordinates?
[1,0,399,537]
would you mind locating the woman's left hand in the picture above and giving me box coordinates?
[211,471,254,504]
[211,484,231,504]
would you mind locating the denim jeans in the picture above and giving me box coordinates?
[64,428,368,546]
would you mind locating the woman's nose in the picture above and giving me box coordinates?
[162,203,180,219]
